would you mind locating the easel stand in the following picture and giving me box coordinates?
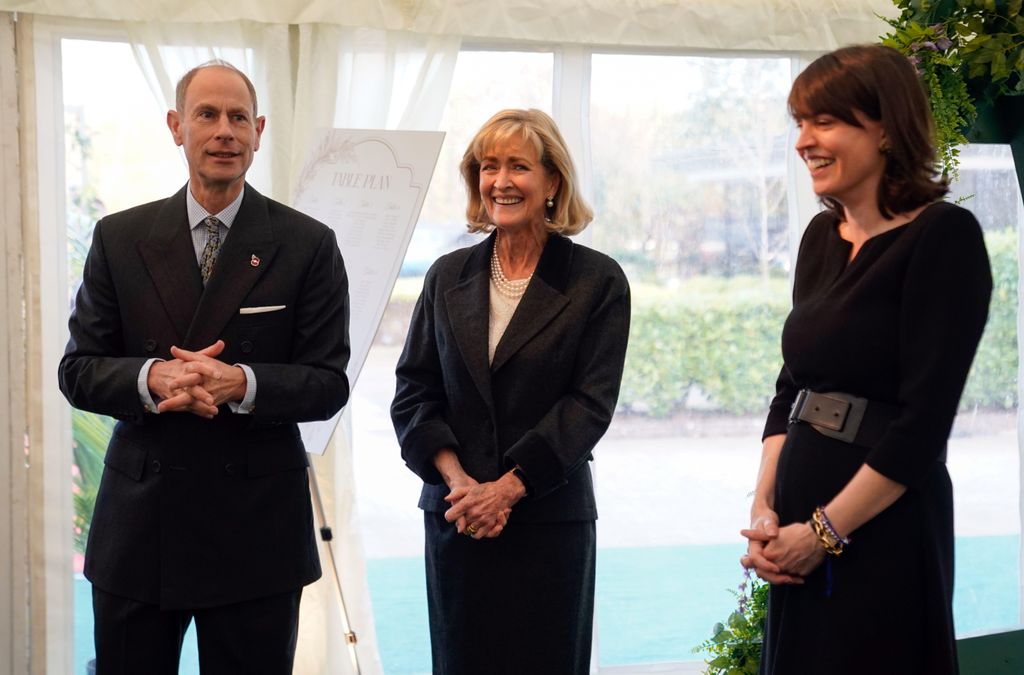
[307,462,362,674]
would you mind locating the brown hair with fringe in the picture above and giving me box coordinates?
[788,45,948,219]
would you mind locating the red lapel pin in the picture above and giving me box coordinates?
[250,254,260,268]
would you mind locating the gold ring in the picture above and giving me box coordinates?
[465,525,478,536]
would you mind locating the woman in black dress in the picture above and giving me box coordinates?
[392,109,630,674]
[741,45,992,674]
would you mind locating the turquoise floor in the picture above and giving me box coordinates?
[74,535,1022,674]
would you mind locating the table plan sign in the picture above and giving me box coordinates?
[295,128,445,455]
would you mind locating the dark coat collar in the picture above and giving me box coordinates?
[136,183,280,348]
[444,231,574,407]
[457,230,574,292]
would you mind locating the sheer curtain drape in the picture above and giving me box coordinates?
[291,24,459,196]
[288,26,459,673]
[124,21,293,200]
[120,21,460,675]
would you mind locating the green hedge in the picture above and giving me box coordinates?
[962,228,1018,410]
[618,227,1018,416]
[620,278,788,416]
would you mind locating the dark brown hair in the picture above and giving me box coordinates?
[788,45,947,219]
[175,59,259,118]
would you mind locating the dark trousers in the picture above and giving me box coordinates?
[424,512,596,675]
[92,585,302,675]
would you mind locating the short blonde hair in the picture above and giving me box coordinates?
[460,109,593,236]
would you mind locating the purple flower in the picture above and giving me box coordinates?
[922,40,938,51]
[736,567,751,613]
[936,37,953,50]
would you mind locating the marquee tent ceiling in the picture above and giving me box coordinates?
[0,0,898,52]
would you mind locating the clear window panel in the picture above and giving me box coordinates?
[946,144,1022,636]
[588,53,796,667]
[62,38,198,674]
[351,49,553,674]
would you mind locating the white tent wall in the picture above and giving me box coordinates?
[0,0,898,52]
[1,13,30,675]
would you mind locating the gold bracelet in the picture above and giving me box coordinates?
[810,508,845,556]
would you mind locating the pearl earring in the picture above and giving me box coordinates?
[546,196,554,208]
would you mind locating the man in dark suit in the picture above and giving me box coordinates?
[58,60,350,674]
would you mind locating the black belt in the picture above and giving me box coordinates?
[788,389,900,447]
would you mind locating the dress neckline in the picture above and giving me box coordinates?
[831,201,938,265]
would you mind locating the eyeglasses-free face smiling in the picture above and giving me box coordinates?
[795,110,887,209]
[478,135,560,234]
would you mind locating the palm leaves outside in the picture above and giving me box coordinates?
[71,409,113,555]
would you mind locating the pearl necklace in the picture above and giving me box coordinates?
[490,234,532,299]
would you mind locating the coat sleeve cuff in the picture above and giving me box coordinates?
[505,431,568,499]
[137,358,162,414]
[401,423,460,485]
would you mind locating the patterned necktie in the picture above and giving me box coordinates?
[199,216,222,285]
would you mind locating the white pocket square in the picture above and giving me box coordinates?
[239,305,286,315]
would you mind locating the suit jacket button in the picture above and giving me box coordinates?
[225,463,235,475]
[151,460,161,473]
[144,339,157,352]
[240,340,254,354]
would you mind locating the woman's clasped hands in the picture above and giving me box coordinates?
[443,472,525,540]
[740,510,825,585]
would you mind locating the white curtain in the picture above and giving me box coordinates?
[121,21,460,675]
[0,0,897,52]
[290,24,459,198]
[288,27,459,673]
[124,21,293,201]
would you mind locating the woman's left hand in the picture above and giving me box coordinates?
[444,473,526,539]
[762,522,826,578]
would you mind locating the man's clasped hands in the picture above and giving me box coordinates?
[147,340,248,418]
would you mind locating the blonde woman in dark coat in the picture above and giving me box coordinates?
[392,109,630,675]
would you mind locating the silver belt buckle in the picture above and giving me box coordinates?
[788,389,809,425]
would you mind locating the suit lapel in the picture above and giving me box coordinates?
[184,185,279,349]
[490,234,573,373]
[445,235,495,409]
[137,186,203,343]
